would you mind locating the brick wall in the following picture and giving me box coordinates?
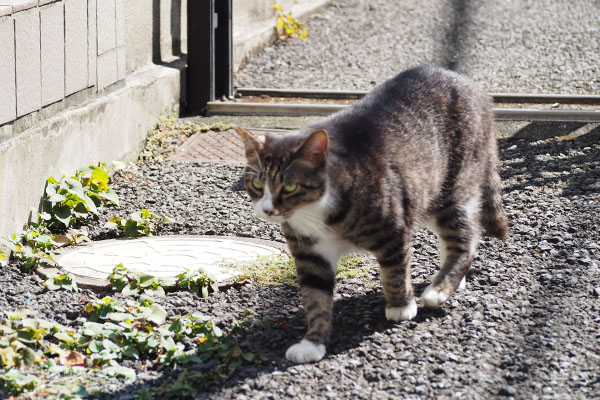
[0,0,126,126]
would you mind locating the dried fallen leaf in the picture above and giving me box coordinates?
[60,350,86,367]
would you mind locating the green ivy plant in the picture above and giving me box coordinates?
[42,163,119,229]
[3,222,57,272]
[0,368,38,395]
[107,264,166,297]
[1,300,263,396]
[44,272,78,292]
[175,269,218,298]
[105,209,168,238]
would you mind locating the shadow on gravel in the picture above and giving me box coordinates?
[501,123,600,195]
[441,0,471,71]
[97,284,451,399]
[495,127,600,395]
[508,121,589,141]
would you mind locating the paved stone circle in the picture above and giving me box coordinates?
[43,236,287,289]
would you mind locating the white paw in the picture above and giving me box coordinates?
[386,297,417,321]
[285,339,326,364]
[458,276,467,291]
[421,284,448,308]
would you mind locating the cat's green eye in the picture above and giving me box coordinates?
[282,183,298,194]
[251,179,263,190]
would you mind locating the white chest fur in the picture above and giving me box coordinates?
[287,189,353,267]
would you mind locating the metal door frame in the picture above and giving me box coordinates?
[186,0,233,114]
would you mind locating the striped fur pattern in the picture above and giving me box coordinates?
[236,65,508,364]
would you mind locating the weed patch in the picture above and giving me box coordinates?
[140,116,233,162]
[105,209,169,238]
[272,4,308,40]
[0,299,262,398]
[234,254,371,287]
[42,163,120,229]
[235,256,297,286]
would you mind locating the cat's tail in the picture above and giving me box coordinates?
[481,157,509,240]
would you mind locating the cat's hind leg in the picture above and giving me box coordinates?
[371,230,417,321]
[422,197,481,307]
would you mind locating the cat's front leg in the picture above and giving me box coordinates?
[371,231,417,321]
[286,253,335,363]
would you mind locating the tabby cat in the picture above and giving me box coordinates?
[236,64,508,364]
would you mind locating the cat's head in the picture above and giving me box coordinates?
[236,126,329,223]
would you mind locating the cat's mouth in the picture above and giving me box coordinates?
[259,210,289,224]
[254,207,290,224]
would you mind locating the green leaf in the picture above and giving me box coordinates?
[102,188,120,206]
[45,182,58,196]
[53,204,73,227]
[82,194,98,215]
[122,345,140,359]
[2,369,38,388]
[107,312,134,322]
[129,211,143,223]
[21,346,36,367]
[65,178,86,198]
[121,283,140,296]
[91,166,109,185]
[77,166,93,181]
[123,219,143,237]
[140,209,155,219]
[44,278,60,290]
[161,336,177,352]
[102,339,121,353]
[104,220,119,230]
[46,192,67,203]
[138,274,157,288]
[102,363,136,381]
[189,281,200,296]
[83,323,105,337]
[0,236,17,252]
[147,305,167,325]
[88,339,104,353]
[145,286,165,297]
[54,331,76,343]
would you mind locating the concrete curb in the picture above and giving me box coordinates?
[0,63,182,237]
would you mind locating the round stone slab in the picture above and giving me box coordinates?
[39,236,287,290]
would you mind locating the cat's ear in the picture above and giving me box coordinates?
[235,126,265,163]
[296,129,329,165]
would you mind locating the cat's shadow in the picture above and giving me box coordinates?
[328,285,447,355]
[104,285,449,398]
[204,285,447,394]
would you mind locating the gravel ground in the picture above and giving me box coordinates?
[236,0,600,94]
[1,124,599,399]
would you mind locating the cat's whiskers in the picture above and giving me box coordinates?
[245,163,260,172]
[247,140,263,171]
